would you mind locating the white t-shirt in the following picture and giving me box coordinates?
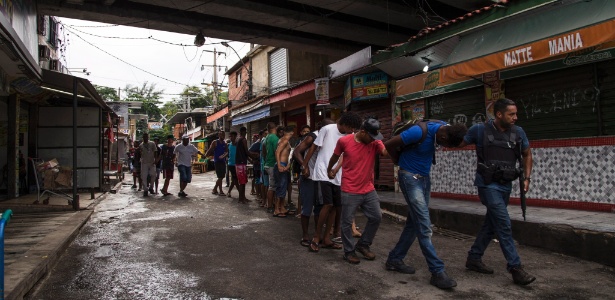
[173,143,199,167]
[139,141,157,164]
[312,124,345,185]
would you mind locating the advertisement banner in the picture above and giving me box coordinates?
[111,103,129,128]
[148,122,163,130]
[315,77,330,106]
[351,71,388,101]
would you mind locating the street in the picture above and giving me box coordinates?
[26,172,615,300]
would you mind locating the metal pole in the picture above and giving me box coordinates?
[0,209,14,300]
[213,48,218,108]
[115,118,120,174]
[72,78,79,210]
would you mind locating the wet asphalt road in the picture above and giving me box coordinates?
[26,172,615,300]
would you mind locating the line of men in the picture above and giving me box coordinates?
[131,133,206,198]
[288,98,536,289]
[133,97,536,289]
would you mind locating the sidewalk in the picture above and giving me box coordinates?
[2,173,614,299]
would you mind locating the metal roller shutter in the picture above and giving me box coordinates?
[350,98,394,187]
[425,87,485,128]
[269,48,288,94]
[506,64,598,139]
[598,60,615,136]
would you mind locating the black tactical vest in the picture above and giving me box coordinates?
[478,122,520,168]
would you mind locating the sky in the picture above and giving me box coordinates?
[58,18,251,103]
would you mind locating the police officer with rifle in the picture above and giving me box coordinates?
[458,98,535,286]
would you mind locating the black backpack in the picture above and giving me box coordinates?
[392,119,447,164]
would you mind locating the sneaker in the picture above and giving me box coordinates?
[143,191,148,197]
[430,271,457,289]
[343,252,361,264]
[178,191,187,197]
[466,259,494,274]
[355,244,375,260]
[385,260,416,274]
[510,266,536,285]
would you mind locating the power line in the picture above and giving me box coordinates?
[65,27,188,87]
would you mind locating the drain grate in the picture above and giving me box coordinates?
[433,227,474,241]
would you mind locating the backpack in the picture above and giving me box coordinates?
[391,119,447,165]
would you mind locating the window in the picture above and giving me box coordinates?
[236,71,242,88]
[49,17,58,48]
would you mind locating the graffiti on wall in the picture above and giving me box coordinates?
[516,86,599,119]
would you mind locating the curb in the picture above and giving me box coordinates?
[380,201,615,268]
[1,183,121,300]
[4,210,93,300]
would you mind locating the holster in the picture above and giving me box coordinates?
[477,163,497,185]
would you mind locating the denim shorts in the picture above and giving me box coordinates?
[177,165,192,183]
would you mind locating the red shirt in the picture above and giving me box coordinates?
[333,134,385,194]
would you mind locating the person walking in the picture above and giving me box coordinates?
[205,130,228,196]
[384,119,467,289]
[304,112,362,252]
[328,117,388,264]
[139,133,158,197]
[159,135,176,196]
[459,98,536,286]
[173,134,205,197]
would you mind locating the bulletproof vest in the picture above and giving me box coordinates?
[479,122,520,168]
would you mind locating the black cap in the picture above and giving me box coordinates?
[361,117,383,140]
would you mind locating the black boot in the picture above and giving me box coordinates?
[510,266,536,285]
[430,271,457,289]
[466,259,494,274]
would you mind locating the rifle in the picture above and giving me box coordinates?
[519,171,527,221]
[517,142,527,221]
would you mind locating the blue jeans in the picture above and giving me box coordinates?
[468,187,521,271]
[341,191,381,254]
[177,165,192,183]
[387,170,445,274]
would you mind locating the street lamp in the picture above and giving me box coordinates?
[68,68,91,76]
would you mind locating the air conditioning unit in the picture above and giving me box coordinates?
[49,59,62,71]
[39,45,51,61]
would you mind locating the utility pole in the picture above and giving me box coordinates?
[202,49,226,108]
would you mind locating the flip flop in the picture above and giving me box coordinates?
[218,192,226,196]
[308,240,319,252]
[273,213,287,218]
[163,192,172,196]
[321,243,342,250]
[300,239,311,247]
[212,191,219,195]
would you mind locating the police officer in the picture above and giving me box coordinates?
[458,98,535,285]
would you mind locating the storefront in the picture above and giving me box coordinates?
[393,0,615,211]
[346,71,395,188]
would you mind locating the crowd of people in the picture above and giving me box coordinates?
[126,98,536,289]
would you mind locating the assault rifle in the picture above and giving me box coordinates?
[517,142,527,221]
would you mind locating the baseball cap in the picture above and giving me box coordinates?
[361,117,384,141]
[182,134,189,139]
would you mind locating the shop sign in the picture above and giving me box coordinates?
[148,122,163,130]
[315,77,329,106]
[111,102,129,128]
[343,77,351,107]
[440,18,615,85]
[351,71,388,101]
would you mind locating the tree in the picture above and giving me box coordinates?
[123,82,164,121]
[94,85,119,102]
[177,85,214,109]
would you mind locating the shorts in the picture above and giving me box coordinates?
[163,168,174,179]
[228,165,237,182]
[156,167,162,179]
[265,166,277,190]
[318,180,342,207]
[253,168,262,184]
[236,164,248,185]
[177,165,192,183]
[132,163,141,176]
[300,175,322,217]
[214,161,226,179]
[274,166,290,199]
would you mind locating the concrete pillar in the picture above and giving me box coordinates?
[7,94,20,198]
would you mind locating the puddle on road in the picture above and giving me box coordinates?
[94,245,114,258]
